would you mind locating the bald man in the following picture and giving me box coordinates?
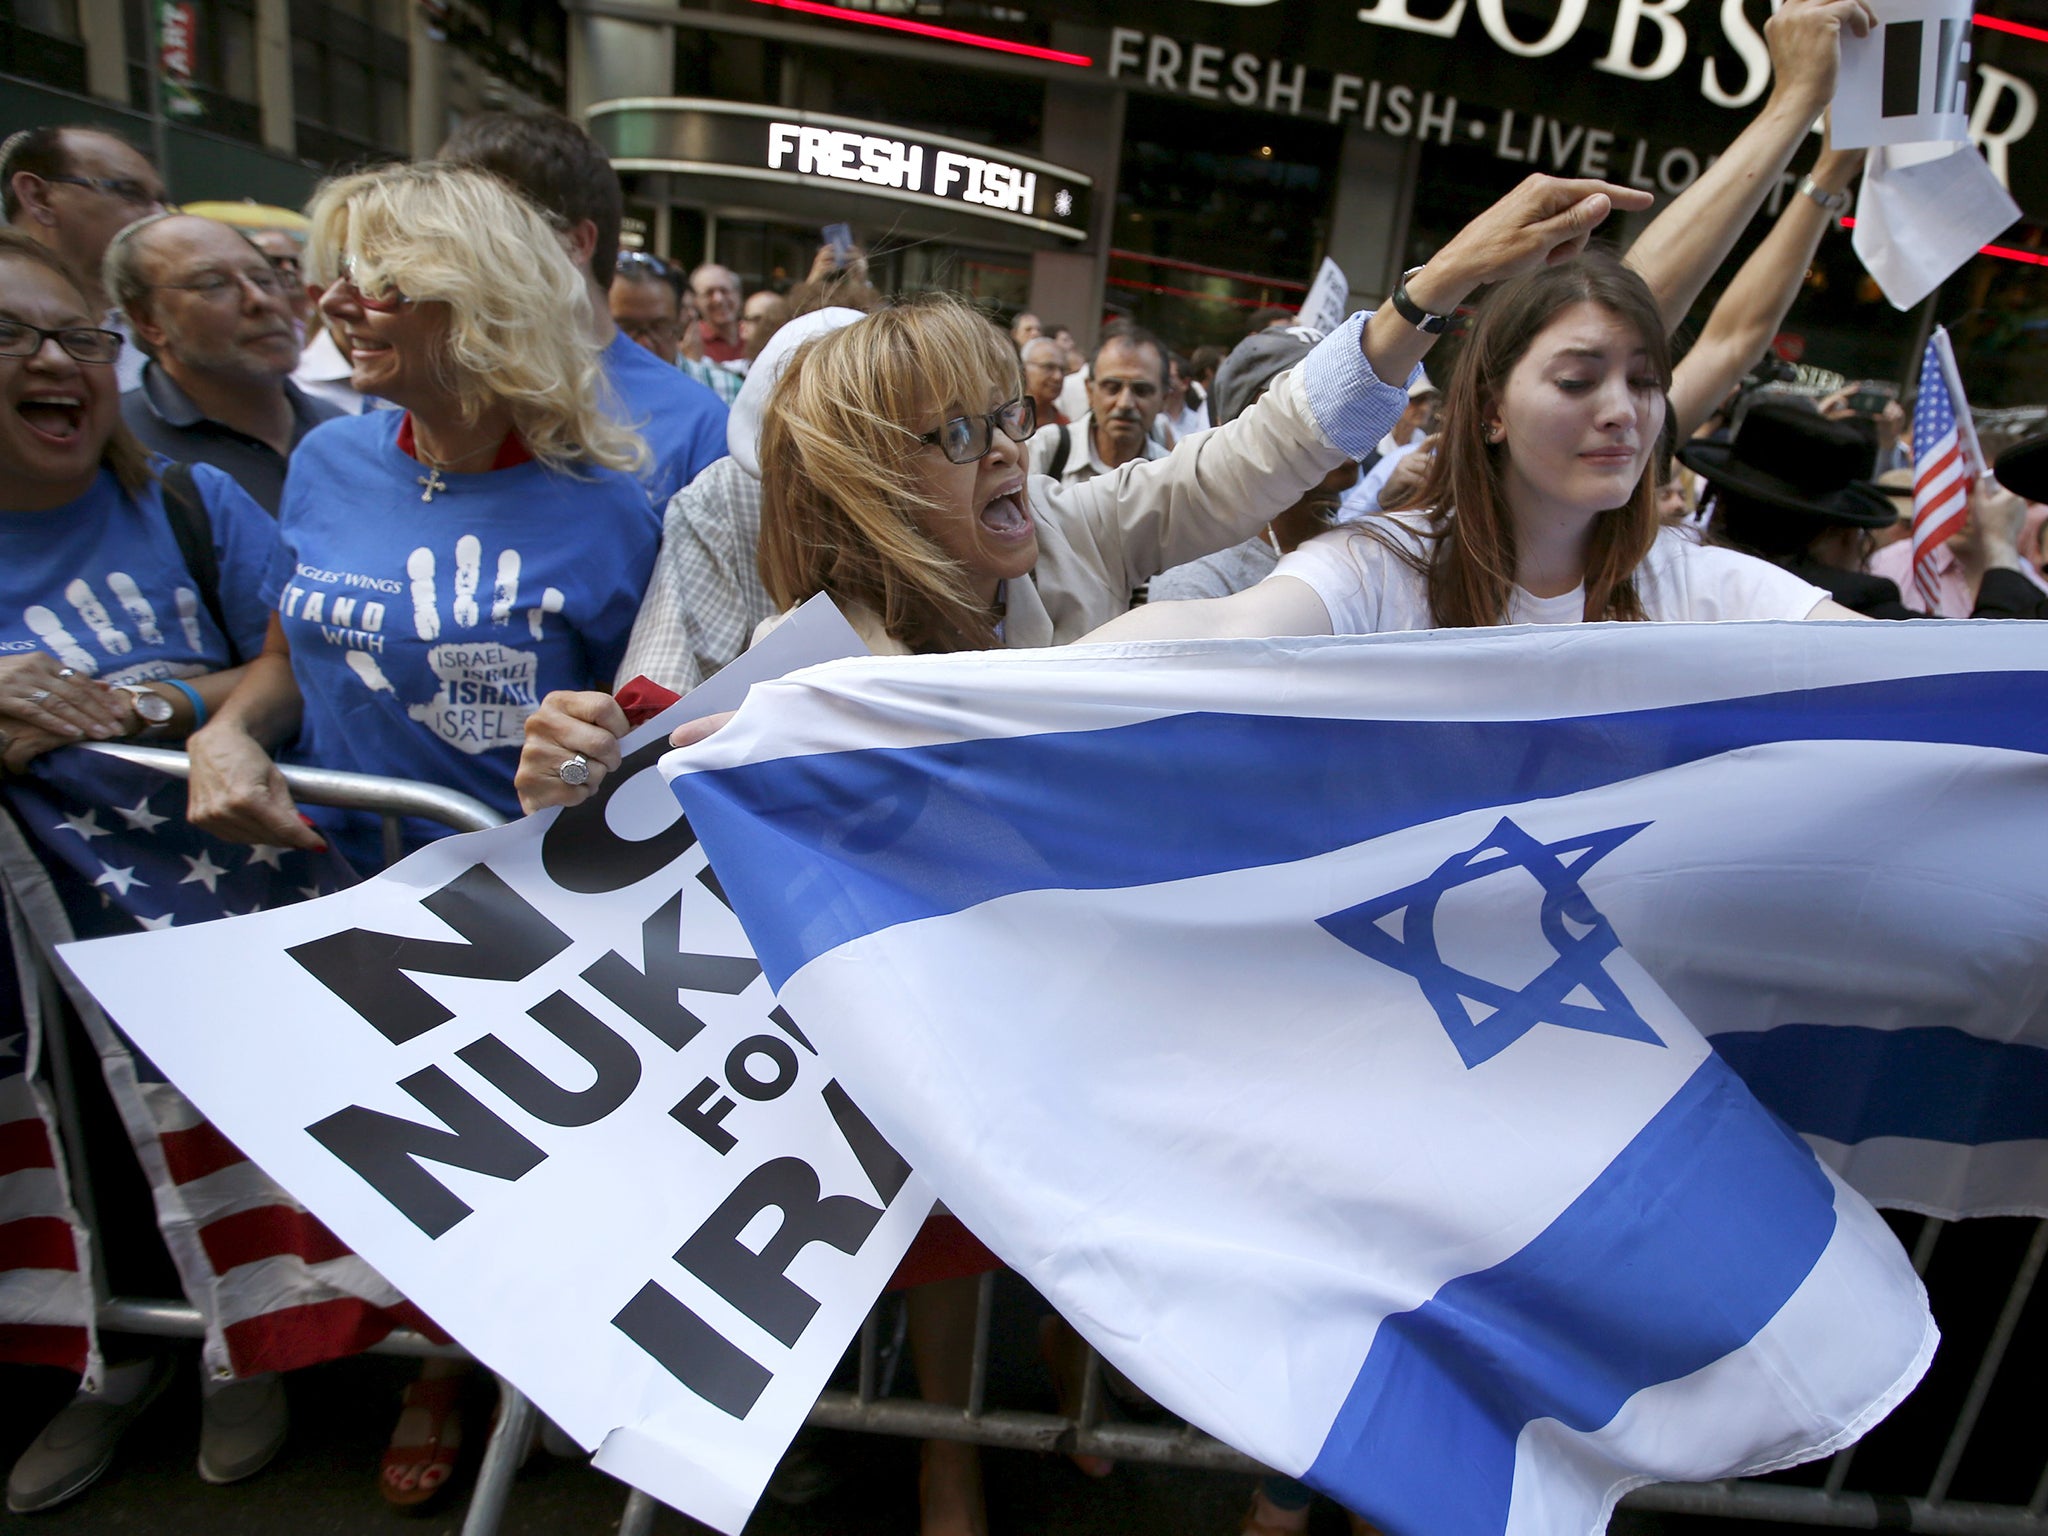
[690,263,745,367]
[1020,336,1068,428]
[105,213,337,513]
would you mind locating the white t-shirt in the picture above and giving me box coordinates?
[1272,516,1830,633]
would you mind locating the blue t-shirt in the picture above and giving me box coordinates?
[0,463,277,680]
[601,331,729,504]
[268,412,660,867]
[0,466,354,938]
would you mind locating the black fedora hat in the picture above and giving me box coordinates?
[1994,431,2048,503]
[1678,400,1897,528]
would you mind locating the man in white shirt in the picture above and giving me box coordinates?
[1029,323,1171,486]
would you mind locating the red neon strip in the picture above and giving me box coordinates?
[1974,13,2048,44]
[1106,274,1291,312]
[742,0,1092,66]
[1838,216,2048,266]
[1109,247,1311,293]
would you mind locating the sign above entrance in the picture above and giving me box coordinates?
[587,100,1093,242]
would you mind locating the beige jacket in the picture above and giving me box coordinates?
[758,321,1409,652]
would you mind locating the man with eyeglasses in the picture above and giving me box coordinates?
[0,125,168,391]
[610,251,744,405]
[1027,322,1171,488]
[103,213,337,514]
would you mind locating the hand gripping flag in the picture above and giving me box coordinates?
[651,620,2048,1536]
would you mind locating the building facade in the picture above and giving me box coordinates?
[5,0,2046,394]
[573,0,2048,396]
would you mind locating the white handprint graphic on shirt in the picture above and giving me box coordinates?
[105,573,165,647]
[23,605,98,673]
[333,536,567,755]
[65,578,130,657]
[20,573,204,675]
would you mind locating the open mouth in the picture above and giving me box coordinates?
[979,490,1034,543]
[17,395,84,444]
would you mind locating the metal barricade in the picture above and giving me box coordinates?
[17,745,2048,1535]
[21,745,544,1536]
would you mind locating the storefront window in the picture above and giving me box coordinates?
[1110,92,1335,351]
[0,0,86,91]
[12,0,79,40]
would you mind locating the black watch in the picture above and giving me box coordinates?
[1389,267,1451,335]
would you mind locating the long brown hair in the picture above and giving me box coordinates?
[0,229,151,496]
[1384,251,1671,627]
[757,293,1023,654]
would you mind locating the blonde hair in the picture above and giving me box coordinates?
[758,294,1022,654]
[305,162,644,477]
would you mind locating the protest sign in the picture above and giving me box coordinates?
[1832,0,1973,150]
[1852,140,2019,308]
[1298,256,1351,335]
[59,598,931,1535]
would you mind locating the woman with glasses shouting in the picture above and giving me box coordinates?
[0,228,355,1513]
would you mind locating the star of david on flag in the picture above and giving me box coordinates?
[651,619,2048,1536]
[1319,818,1659,1067]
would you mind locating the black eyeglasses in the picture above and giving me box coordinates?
[0,320,124,364]
[919,397,1037,464]
[618,316,679,341]
[45,174,164,208]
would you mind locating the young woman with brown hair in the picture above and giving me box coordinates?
[1089,252,1865,648]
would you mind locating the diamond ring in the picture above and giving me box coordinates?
[558,753,591,786]
[27,689,50,704]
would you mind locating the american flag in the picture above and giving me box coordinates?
[1,749,445,1383]
[0,934,94,1375]
[1910,328,1978,614]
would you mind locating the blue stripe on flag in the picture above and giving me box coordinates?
[1715,1026,2048,1146]
[675,670,2048,987]
[1303,1055,1838,1536]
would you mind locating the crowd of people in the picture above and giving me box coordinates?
[3,0,2045,1526]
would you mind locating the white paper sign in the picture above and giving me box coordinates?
[1299,256,1351,336]
[58,598,933,1536]
[1852,141,2021,308]
[1833,0,1973,150]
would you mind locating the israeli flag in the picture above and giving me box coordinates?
[657,620,2037,1536]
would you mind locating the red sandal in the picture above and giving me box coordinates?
[379,1375,463,1508]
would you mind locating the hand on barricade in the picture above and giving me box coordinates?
[516,689,629,814]
[186,723,324,849]
[0,653,128,749]
[1,721,76,774]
